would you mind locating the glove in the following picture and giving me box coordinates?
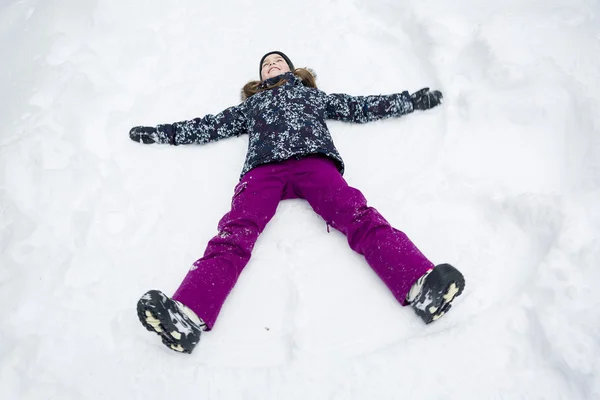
[129,126,160,144]
[410,88,443,111]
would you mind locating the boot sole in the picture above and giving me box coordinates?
[136,290,200,354]
[413,264,465,324]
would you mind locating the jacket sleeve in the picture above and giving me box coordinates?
[155,103,247,145]
[324,91,414,123]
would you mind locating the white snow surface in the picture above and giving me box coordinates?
[1,0,600,399]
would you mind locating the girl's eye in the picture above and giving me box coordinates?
[262,58,283,68]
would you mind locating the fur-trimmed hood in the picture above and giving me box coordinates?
[240,69,318,101]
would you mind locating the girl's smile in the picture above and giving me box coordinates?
[261,53,291,80]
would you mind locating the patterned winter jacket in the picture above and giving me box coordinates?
[155,72,415,179]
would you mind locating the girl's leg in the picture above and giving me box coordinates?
[293,156,434,305]
[172,164,286,329]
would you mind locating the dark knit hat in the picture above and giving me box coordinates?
[259,51,295,79]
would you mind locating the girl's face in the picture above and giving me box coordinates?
[261,54,291,81]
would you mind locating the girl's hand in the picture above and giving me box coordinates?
[129,126,159,144]
[410,88,443,110]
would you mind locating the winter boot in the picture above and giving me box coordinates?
[406,263,465,324]
[136,290,206,354]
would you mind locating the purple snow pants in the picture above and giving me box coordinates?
[173,156,434,329]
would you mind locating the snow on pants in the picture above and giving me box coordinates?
[172,155,434,329]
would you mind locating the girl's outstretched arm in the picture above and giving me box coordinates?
[129,104,247,145]
[324,88,442,123]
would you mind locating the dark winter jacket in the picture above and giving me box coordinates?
[154,72,414,179]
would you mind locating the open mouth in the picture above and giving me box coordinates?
[268,67,280,74]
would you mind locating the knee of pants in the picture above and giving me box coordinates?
[350,206,389,231]
[217,213,264,237]
[324,187,369,224]
[344,207,393,251]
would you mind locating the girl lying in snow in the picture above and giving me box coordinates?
[130,51,465,354]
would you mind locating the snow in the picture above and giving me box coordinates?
[1,0,599,398]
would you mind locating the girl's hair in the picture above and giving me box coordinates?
[241,68,317,100]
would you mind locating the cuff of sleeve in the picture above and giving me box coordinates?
[156,124,177,145]
[398,91,414,114]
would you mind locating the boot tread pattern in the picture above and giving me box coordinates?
[136,290,201,354]
[411,264,465,324]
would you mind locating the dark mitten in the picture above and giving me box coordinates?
[129,126,160,144]
[410,88,443,111]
